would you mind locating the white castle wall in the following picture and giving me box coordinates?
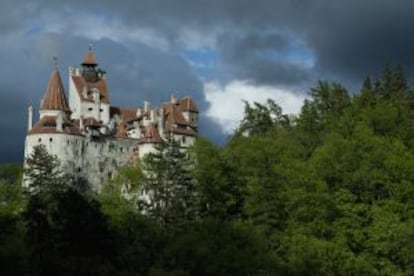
[68,68,81,120]
[81,138,136,191]
[24,132,137,192]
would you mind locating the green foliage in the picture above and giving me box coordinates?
[139,135,198,228]
[191,138,245,220]
[236,99,290,136]
[24,144,65,195]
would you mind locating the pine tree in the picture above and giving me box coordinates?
[139,135,198,228]
[382,64,393,96]
[362,76,373,92]
[24,144,65,196]
[392,64,408,94]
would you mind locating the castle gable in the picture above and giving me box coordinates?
[72,75,110,104]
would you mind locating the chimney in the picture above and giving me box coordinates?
[158,108,164,136]
[56,113,63,132]
[150,109,156,122]
[27,105,33,131]
[171,94,177,104]
[144,101,150,113]
[136,108,142,117]
[79,116,84,130]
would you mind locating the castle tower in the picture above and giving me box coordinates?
[68,47,111,125]
[39,68,71,120]
[23,66,82,188]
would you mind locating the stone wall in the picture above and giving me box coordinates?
[24,133,137,192]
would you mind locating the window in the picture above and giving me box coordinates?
[88,107,93,111]
[49,138,53,142]
[38,138,42,142]
[182,136,186,144]
[100,108,103,112]
[77,167,82,173]
[67,140,69,145]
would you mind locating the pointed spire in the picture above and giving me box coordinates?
[40,68,70,112]
[81,44,98,66]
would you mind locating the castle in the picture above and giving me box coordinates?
[24,49,199,191]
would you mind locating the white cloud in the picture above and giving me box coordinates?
[204,80,305,134]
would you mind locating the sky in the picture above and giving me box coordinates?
[2,0,414,163]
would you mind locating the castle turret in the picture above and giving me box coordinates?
[82,46,98,67]
[39,68,70,120]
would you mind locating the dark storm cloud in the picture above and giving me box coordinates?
[217,32,310,86]
[2,0,414,162]
[3,0,414,84]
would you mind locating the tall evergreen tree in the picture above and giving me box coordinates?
[24,144,65,195]
[362,75,373,92]
[393,65,408,93]
[139,135,198,228]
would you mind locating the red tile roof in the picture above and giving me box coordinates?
[139,124,162,144]
[115,123,128,138]
[163,102,188,125]
[28,116,82,136]
[179,97,199,113]
[110,107,137,122]
[170,127,196,136]
[72,75,110,104]
[162,102,197,136]
[41,69,70,112]
[82,51,98,66]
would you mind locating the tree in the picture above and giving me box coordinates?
[191,138,245,221]
[139,135,198,228]
[236,99,290,136]
[24,144,65,195]
[0,164,25,275]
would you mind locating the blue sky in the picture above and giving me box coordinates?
[1,0,414,163]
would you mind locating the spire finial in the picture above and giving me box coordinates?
[88,43,93,52]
